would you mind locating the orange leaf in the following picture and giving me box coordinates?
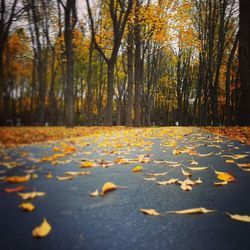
[5,174,30,183]
[4,186,26,193]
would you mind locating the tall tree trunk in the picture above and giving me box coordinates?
[125,27,134,127]
[238,0,250,125]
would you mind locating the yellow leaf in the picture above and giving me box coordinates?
[157,178,179,185]
[181,168,192,177]
[19,202,35,212]
[226,160,235,164]
[56,176,74,181]
[81,161,96,168]
[101,182,117,195]
[139,208,161,216]
[167,207,215,215]
[52,147,61,152]
[89,189,99,197]
[32,218,52,238]
[187,166,208,171]
[5,174,30,183]
[197,152,213,157]
[226,213,250,223]
[46,171,53,179]
[215,170,235,182]
[180,182,192,191]
[173,148,181,155]
[132,165,143,172]
[18,191,45,200]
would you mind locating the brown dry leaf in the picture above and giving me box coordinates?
[166,207,215,215]
[226,212,250,223]
[214,180,228,186]
[46,171,53,179]
[18,191,45,200]
[81,161,96,168]
[215,170,235,182]
[32,218,52,238]
[132,165,143,172]
[139,208,161,216]
[56,176,74,181]
[101,182,117,195]
[157,178,179,185]
[89,189,99,197]
[65,171,90,176]
[181,168,192,177]
[236,163,250,168]
[187,166,208,171]
[19,202,35,212]
[4,186,26,193]
[5,174,30,183]
[147,171,168,177]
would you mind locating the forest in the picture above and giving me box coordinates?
[0,0,249,127]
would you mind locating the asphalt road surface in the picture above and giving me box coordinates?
[0,128,250,250]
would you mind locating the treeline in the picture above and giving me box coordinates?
[0,0,249,127]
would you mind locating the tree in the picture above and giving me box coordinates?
[238,0,250,125]
[86,0,133,126]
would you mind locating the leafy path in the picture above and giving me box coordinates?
[0,127,250,250]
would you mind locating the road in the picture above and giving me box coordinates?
[0,127,250,250]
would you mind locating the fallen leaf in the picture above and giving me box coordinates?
[32,218,52,238]
[56,176,74,181]
[81,161,96,168]
[147,171,168,177]
[46,171,53,179]
[157,178,179,185]
[180,182,192,191]
[186,166,208,171]
[226,212,250,223]
[173,149,181,155]
[19,202,35,212]
[236,163,250,168]
[5,174,30,183]
[214,181,228,186]
[101,182,117,195]
[139,208,161,216]
[18,191,45,200]
[197,152,213,157]
[132,165,143,172]
[142,177,157,181]
[89,189,99,197]
[166,207,215,214]
[181,168,192,177]
[215,170,235,182]
[189,160,198,165]
[65,171,90,176]
[226,160,235,164]
[4,186,26,193]
[222,154,248,160]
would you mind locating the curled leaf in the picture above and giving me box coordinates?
[181,168,192,177]
[56,176,74,181]
[101,182,117,195]
[139,208,161,216]
[147,171,168,177]
[65,171,90,176]
[32,218,52,238]
[19,202,35,212]
[214,180,228,186]
[187,166,208,171]
[89,189,99,197]
[236,163,250,168]
[226,212,250,223]
[142,177,157,181]
[189,160,198,165]
[132,165,143,172]
[173,149,181,155]
[166,207,215,215]
[81,161,96,168]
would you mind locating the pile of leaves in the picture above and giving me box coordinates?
[205,126,250,145]
[0,127,128,148]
